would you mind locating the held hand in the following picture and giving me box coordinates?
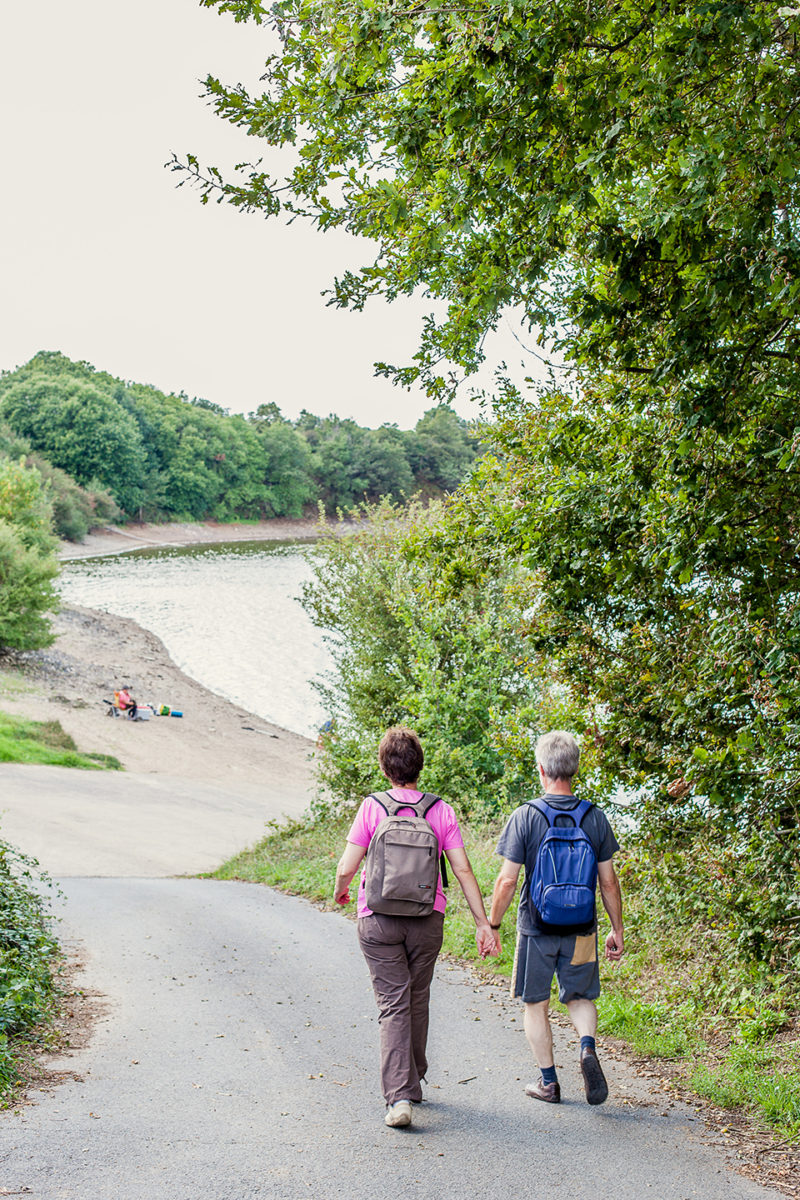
[476,925,500,959]
[605,928,624,961]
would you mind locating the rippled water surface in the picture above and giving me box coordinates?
[59,541,331,738]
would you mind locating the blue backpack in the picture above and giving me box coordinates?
[528,798,598,929]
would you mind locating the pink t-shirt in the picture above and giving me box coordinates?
[347,788,464,918]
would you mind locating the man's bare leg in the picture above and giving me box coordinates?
[565,997,597,1039]
[523,1000,561,1103]
[566,997,607,1104]
[523,999,554,1066]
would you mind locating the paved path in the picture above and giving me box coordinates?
[0,880,784,1200]
[0,763,787,1199]
[0,764,309,875]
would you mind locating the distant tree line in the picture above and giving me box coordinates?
[0,352,481,540]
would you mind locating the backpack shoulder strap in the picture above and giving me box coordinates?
[573,798,594,828]
[420,793,442,818]
[529,797,557,826]
[416,794,449,890]
[367,791,394,817]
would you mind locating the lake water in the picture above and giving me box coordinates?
[58,541,333,738]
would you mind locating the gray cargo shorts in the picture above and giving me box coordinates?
[513,929,600,1004]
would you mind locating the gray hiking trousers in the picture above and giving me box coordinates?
[357,910,445,1106]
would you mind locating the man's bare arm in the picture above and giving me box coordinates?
[488,859,522,953]
[444,846,497,958]
[597,858,624,960]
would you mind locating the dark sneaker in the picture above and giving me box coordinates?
[580,1047,608,1105]
[524,1078,561,1104]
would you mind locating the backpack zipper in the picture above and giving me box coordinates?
[547,847,559,882]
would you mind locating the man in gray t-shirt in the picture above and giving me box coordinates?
[489,731,624,1106]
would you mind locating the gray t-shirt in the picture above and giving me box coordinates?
[496,794,620,936]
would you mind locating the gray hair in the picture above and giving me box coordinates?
[536,730,580,781]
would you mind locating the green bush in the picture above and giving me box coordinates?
[0,839,59,1094]
[33,459,119,542]
[303,500,565,821]
[0,423,118,541]
[0,457,58,652]
[619,838,800,1022]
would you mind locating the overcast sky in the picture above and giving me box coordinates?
[0,0,546,428]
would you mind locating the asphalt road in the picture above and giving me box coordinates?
[0,764,310,876]
[0,878,784,1200]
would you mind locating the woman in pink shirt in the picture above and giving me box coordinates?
[116,686,137,720]
[334,726,496,1128]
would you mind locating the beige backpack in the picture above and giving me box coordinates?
[364,792,444,917]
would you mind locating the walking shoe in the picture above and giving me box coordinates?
[524,1078,561,1103]
[580,1046,609,1105]
[385,1100,413,1127]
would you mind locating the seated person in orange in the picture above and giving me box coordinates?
[116,686,138,719]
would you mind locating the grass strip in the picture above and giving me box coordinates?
[0,710,121,769]
[215,812,800,1144]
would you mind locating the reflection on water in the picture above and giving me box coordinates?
[58,540,331,738]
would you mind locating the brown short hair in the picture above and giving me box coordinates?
[378,726,424,786]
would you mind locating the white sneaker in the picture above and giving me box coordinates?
[384,1100,412,1127]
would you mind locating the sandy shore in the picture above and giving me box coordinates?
[1,520,328,865]
[58,517,343,560]
[0,603,317,797]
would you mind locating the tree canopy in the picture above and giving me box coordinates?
[186,4,800,783]
[185,1,800,396]
[188,2,800,975]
